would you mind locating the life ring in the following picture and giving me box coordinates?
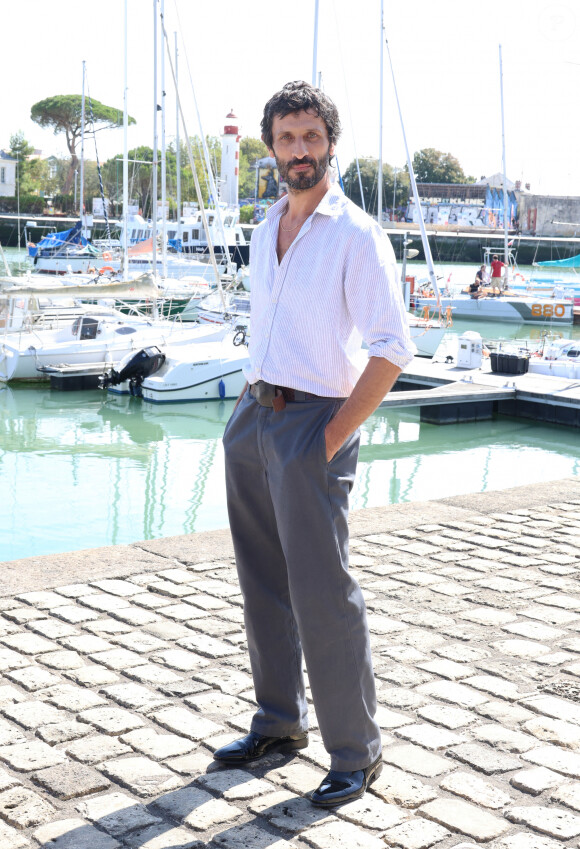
[102,251,113,261]
[515,273,524,282]
[99,266,115,275]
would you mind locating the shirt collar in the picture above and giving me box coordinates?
[265,180,348,225]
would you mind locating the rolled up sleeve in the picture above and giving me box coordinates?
[344,224,417,370]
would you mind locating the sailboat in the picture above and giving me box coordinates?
[375,0,445,358]
[405,43,573,327]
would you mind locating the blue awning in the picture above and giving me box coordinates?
[36,221,87,250]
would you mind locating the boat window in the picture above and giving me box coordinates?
[208,216,214,225]
[236,233,241,243]
[80,318,99,340]
[167,230,176,238]
[224,216,232,227]
[115,326,137,335]
[182,232,189,242]
[568,349,579,358]
[72,317,82,336]
[191,229,200,240]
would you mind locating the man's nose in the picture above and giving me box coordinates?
[291,137,309,158]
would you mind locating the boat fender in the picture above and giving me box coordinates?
[99,266,115,275]
[219,379,226,399]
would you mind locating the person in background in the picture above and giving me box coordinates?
[213,80,415,807]
[470,264,486,298]
[490,254,506,294]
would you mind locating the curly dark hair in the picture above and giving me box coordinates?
[260,81,342,151]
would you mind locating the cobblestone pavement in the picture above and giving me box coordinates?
[0,478,579,848]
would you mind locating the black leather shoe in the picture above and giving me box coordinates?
[310,755,383,807]
[213,730,309,765]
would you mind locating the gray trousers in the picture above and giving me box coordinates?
[223,388,381,771]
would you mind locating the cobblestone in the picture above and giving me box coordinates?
[33,817,120,848]
[0,785,56,828]
[32,761,110,799]
[76,791,161,837]
[99,756,184,797]
[0,480,579,847]
[420,797,510,840]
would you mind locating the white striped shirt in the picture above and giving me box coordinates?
[244,183,416,397]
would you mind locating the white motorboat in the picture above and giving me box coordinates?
[0,297,226,382]
[104,329,249,403]
[527,338,580,379]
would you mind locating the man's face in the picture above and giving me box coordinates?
[269,110,334,192]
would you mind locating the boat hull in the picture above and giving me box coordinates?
[127,338,249,403]
[413,295,573,324]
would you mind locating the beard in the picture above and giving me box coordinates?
[275,152,329,191]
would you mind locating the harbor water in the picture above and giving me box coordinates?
[1,249,579,562]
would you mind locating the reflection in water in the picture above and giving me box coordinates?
[353,409,580,511]
[0,386,234,561]
[1,385,579,562]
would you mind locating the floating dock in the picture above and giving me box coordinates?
[384,355,580,426]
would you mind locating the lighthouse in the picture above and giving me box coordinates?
[220,109,241,207]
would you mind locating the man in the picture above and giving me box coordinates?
[470,264,486,298]
[490,253,506,292]
[214,81,416,806]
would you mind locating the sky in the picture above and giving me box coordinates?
[1,0,579,198]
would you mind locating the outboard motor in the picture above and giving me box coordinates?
[100,346,166,395]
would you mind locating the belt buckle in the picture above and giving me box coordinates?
[251,380,276,407]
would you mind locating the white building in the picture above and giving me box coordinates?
[0,151,17,197]
[219,110,240,207]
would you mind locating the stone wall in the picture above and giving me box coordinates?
[517,192,580,237]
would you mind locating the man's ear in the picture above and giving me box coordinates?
[261,135,274,158]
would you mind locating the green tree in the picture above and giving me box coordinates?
[30,94,135,193]
[411,148,471,184]
[238,137,268,199]
[342,158,409,217]
[9,132,34,194]
[102,136,222,220]
[239,203,255,224]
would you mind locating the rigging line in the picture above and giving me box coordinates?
[169,0,234,276]
[84,72,112,244]
[159,8,225,301]
[331,0,365,211]
[384,31,440,305]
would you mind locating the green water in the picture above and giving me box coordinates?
[1,386,579,563]
[1,249,579,562]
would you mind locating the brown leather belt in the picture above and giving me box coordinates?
[249,380,330,410]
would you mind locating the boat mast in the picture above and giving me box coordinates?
[160,0,167,279]
[122,0,129,276]
[499,43,509,279]
[312,0,319,85]
[377,0,384,225]
[175,32,181,251]
[152,0,158,280]
[80,60,86,229]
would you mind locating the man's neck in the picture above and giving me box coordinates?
[285,173,332,220]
